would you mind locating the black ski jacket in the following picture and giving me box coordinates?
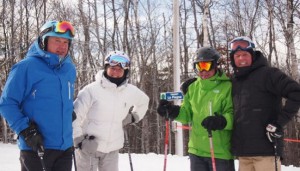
[231,51,300,157]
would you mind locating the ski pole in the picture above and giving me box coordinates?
[37,145,47,171]
[72,146,78,171]
[274,138,278,171]
[124,127,133,171]
[159,92,183,171]
[163,115,169,171]
[208,101,216,171]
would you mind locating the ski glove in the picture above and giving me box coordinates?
[19,122,44,152]
[122,113,136,127]
[74,135,98,155]
[266,123,283,143]
[180,78,197,95]
[157,100,180,120]
[123,106,136,127]
[74,135,86,149]
[201,113,227,131]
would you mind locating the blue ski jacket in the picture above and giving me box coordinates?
[0,39,76,150]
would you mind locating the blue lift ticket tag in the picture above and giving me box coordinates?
[160,92,183,101]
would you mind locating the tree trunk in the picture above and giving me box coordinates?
[286,0,299,80]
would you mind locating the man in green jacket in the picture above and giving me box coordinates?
[157,47,235,171]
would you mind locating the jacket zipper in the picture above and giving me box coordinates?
[68,81,71,100]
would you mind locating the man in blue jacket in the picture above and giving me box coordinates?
[0,20,76,171]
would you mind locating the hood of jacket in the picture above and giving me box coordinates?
[232,51,269,79]
[95,70,129,89]
[196,70,230,90]
[26,39,72,68]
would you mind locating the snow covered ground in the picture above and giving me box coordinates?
[0,142,298,171]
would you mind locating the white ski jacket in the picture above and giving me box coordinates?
[73,70,149,153]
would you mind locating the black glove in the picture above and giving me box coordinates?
[201,113,227,131]
[266,123,283,143]
[180,78,197,95]
[20,122,44,152]
[157,100,180,120]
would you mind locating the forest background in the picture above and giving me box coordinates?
[0,0,299,167]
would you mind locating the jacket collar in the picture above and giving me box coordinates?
[96,70,128,90]
[26,39,70,68]
[197,70,229,90]
[232,51,268,79]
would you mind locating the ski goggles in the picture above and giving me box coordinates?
[108,55,130,69]
[42,21,75,37]
[195,61,213,72]
[229,39,255,51]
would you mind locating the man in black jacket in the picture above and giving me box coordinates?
[229,36,300,171]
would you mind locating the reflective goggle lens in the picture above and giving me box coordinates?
[55,21,75,37]
[229,40,253,51]
[196,61,212,72]
[108,55,130,69]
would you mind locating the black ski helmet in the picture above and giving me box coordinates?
[193,47,220,72]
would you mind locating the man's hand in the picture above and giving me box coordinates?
[157,100,180,120]
[20,122,43,152]
[201,113,227,131]
[266,123,283,143]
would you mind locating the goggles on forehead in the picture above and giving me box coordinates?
[42,21,75,38]
[195,61,213,72]
[108,55,130,69]
[229,40,255,52]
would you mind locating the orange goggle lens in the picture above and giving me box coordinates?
[55,21,75,37]
[196,61,213,72]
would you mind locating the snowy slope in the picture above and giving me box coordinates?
[0,143,298,171]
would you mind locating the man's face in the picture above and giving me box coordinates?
[47,36,70,58]
[106,65,125,78]
[233,50,252,67]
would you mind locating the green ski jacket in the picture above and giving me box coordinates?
[176,71,234,160]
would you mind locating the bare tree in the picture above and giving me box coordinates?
[0,1,300,166]
[77,0,94,87]
[191,0,202,48]
[181,0,190,79]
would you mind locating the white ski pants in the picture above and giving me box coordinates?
[75,149,119,171]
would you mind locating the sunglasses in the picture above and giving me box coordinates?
[195,61,213,72]
[229,40,255,51]
[108,55,130,69]
[42,21,75,37]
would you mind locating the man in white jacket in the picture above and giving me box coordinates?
[73,50,149,171]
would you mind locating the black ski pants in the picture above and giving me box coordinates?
[190,153,235,171]
[20,147,73,171]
